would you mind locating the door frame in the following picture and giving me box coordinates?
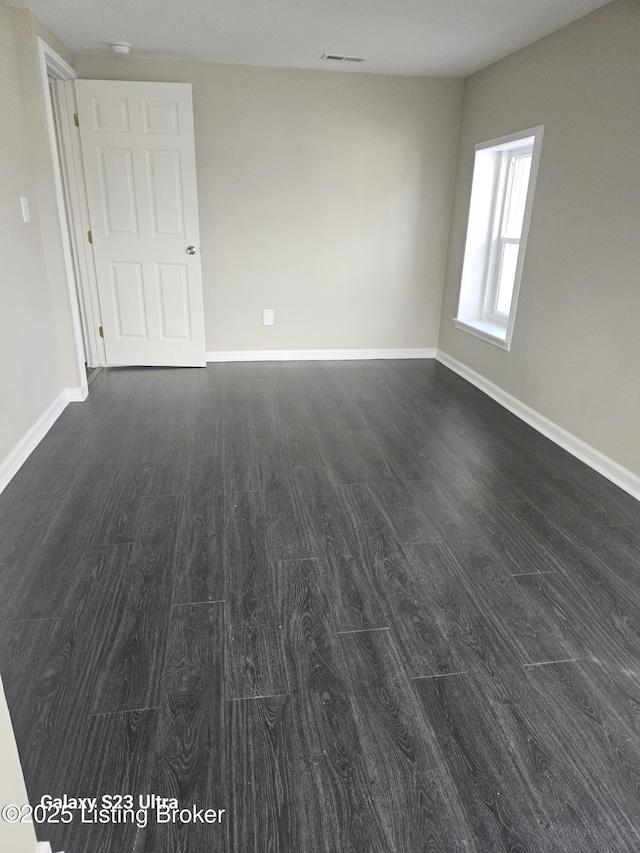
[36,37,105,376]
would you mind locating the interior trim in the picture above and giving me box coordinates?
[206,348,436,362]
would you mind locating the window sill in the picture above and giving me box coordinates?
[453,318,511,351]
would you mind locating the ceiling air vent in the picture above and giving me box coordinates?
[321,53,366,63]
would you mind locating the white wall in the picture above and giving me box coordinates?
[73,56,463,353]
[11,8,80,389]
[438,0,640,478]
[0,0,78,469]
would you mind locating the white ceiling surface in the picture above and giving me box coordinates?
[13,0,612,76]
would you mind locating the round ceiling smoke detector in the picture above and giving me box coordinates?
[111,42,131,55]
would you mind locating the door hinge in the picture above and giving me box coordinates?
[87,230,93,244]
[74,112,79,127]
[98,326,104,338]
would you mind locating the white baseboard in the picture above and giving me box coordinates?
[36,843,64,853]
[0,386,85,496]
[206,348,436,363]
[66,384,89,403]
[436,349,640,503]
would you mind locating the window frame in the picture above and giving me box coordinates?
[454,126,544,351]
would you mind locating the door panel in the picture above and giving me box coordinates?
[75,80,206,366]
[110,263,146,337]
[156,264,190,339]
[99,149,138,235]
[147,151,184,237]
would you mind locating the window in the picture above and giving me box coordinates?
[454,126,544,350]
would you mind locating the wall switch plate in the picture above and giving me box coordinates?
[20,197,30,223]
[263,309,274,326]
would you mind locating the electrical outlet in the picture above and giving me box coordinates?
[20,197,30,223]
[263,309,274,326]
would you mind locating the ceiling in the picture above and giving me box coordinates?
[12,0,612,77]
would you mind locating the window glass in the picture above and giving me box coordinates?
[454,126,543,350]
[495,241,519,315]
[503,153,531,239]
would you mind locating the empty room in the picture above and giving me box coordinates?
[0,0,639,850]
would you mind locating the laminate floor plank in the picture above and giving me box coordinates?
[375,360,443,414]
[267,378,315,434]
[221,363,285,438]
[0,432,98,506]
[91,496,184,714]
[557,455,639,525]
[313,430,371,485]
[491,415,638,520]
[0,547,139,804]
[292,468,391,631]
[511,484,640,604]
[382,361,495,430]
[578,522,640,588]
[513,472,638,531]
[273,558,342,685]
[487,505,640,667]
[259,438,314,562]
[225,491,291,698]
[413,667,640,852]
[228,694,338,853]
[291,466,357,563]
[295,475,394,631]
[0,499,54,569]
[91,460,155,547]
[334,481,413,583]
[295,364,350,430]
[269,559,404,852]
[143,602,228,853]
[276,421,325,468]
[337,628,479,852]
[222,361,276,410]
[0,460,118,620]
[343,429,405,482]
[364,474,434,544]
[511,558,640,674]
[146,445,196,498]
[396,541,520,679]
[0,616,66,786]
[315,370,373,432]
[230,552,409,852]
[172,456,225,605]
[404,470,490,545]
[432,424,533,500]
[46,708,159,853]
[300,391,342,432]
[1,376,146,498]
[190,396,225,458]
[440,539,583,667]
[222,405,262,493]
[519,660,640,839]
[413,671,554,853]
[353,401,441,480]
[330,361,400,410]
[476,499,579,575]
[157,368,225,459]
[574,659,640,742]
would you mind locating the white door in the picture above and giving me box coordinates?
[75,80,206,367]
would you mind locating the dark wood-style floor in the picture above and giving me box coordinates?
[1,360,639,852]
